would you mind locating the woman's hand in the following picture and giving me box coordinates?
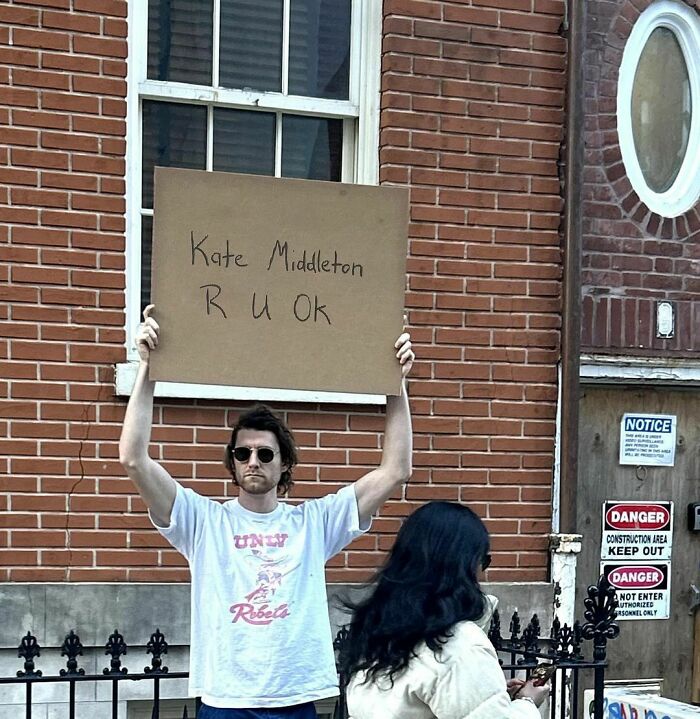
[516,678,551,708]
[506,678,526,699]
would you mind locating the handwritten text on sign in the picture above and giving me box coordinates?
[149,168,409,395]
[191,233,364,324]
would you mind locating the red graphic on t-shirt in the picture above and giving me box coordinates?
[230,544,297,626]
[229,601,291,625]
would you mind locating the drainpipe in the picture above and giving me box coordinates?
[559,0,585,535]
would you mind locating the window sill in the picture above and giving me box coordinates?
[114,362,386,405]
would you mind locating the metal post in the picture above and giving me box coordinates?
[112,678,119,719]
[571,667,579,719]
[153,676,160,719]
[593,664,604,719]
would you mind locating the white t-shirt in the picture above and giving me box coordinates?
[155,483,369,708]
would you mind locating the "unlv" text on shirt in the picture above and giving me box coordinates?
[233,533,289,549]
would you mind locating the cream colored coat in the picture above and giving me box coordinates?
[346,598,541,719]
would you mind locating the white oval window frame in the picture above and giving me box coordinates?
[617,0,700,218]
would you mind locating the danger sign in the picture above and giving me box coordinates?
[601,561,670,620]
[601,501,673,561]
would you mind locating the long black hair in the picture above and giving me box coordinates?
[339,501,491,684]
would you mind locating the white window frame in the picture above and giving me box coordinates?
[617,0,700,218]
[119,0,383,403]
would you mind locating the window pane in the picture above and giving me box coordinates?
[142,101,207,209]
[631,27,691,193]
[147,0,213,85]
[219,0,283,92]
[289,0,351,99]
[213,109,276,175]
[281,115,342,181]
[141,214,154,313]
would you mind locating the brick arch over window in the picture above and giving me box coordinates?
[601,0,700,237]
[581,0,700,355]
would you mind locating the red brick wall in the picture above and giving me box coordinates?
[581,0,700,356]
[380,0,566,580]
[0,0,566,583]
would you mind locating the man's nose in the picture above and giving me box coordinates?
[247,449,261,467]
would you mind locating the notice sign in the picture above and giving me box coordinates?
[601,501,673,561]
[149,168,409,395]
[601,562,671,620]
[619,413,677,466]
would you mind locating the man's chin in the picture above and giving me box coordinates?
[238,479,277,495]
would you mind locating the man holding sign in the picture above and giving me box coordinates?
[119,305,414,718]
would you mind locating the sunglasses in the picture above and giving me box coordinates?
[481,554,492,571]
[232,446,277,464]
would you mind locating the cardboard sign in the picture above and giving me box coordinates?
[601,501,673,561]
[601,561,671,620]
[149,168,409,395]
[619,413,677,466]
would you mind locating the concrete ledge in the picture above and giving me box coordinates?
[1,581,557,652]
[0,582,558,713]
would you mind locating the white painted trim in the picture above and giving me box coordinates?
[282,0,290,97]
[275,111,283,177]
[581,354,700,384]
[138,80,359,117]
[342,118,356,183]
[617,0,700,217]
[550,534,582,716]
[549,533,582,626]
[552,363,562,534]
[355,0,382,185]
[206,105,214,171]
[212,0,220,88]
[114,362,386,405]
[124,0,148,364]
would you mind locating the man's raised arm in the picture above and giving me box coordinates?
[118,305,177,527]
[354,333,414,525]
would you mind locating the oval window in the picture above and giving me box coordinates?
[631,27,691,193]
[618,1,700,218]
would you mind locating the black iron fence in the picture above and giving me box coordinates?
[334,575,620,719]
[1,627,192,719]
[488,575,620,719]
[0,577,619,719]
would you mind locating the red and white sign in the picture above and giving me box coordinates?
[605,503,670,530]
[607,565,664,589]
[601,501,673,561]
[601,561,670,620]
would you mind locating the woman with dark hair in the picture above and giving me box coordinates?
[341,502,548,718]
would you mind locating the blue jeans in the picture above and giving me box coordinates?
[197,702,318,719]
